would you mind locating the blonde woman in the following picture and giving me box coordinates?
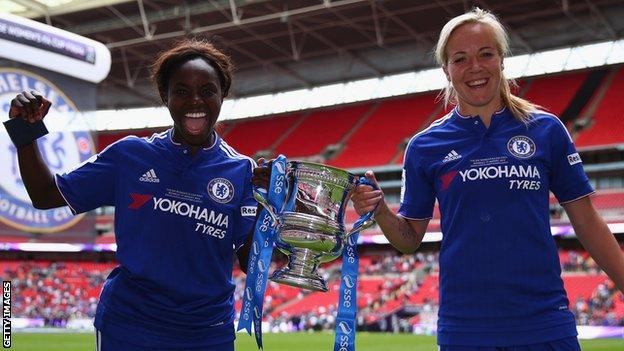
[351,8,624,350]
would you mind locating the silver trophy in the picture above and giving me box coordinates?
[254,161,375,292]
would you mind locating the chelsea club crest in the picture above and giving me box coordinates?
[207,178,234,204]
[0,68,95,233]
[507,135,536,159]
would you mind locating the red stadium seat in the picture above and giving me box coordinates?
[223,113,302,157]
[329,93,441,168]
[576,67,624,147]
[522,71,587,116]
[274,104,373,158]
[562,274,609,306]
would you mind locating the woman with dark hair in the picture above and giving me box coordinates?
[351,8,624,351]
[5,38,255,350]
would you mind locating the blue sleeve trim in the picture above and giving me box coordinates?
[397,213,433,221]
[398,203,434,221]
[559,190,595,205]
[555,180,595,205]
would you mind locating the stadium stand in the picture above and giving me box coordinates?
[3,248,623,330]
[521,71,588,116]
[223,113,303,157]
[408,275,439,305]
[576,67,624,148]
[4,260,114,326]
[273,103,373,159]
[90,67,624,170]
[328,93,441,168]
[564,275,610,305]
[569,277,624,326]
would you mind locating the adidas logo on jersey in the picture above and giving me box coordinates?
[139,169,160,183]
[442,150,462,163]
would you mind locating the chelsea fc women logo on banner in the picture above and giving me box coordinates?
[0,68,95,233]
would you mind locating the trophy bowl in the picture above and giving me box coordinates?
[254,161,375,292]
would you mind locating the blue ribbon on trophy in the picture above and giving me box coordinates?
[333,177,376,351]
[238,155,287,350]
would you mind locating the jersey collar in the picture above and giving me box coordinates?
[451,106,510,128]
[166,128,221,154]
[453,106,507,119]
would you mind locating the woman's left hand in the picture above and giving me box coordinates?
[252,158,272,189]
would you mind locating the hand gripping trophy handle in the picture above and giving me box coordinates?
[344,176,378,241]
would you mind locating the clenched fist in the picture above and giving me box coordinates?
[9,90,52,123]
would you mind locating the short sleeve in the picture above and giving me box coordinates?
[548,119,594,204]
[55,143,118,214]
[398,141,436,219]
[233,161,258,250]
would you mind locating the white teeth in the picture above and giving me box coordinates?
[467,79,487,87]
[185,112,206,118]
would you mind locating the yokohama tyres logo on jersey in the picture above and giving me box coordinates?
[128,193,230,239]
[459,164,540,182]
[457,164,542,191]
[151,197,229,227]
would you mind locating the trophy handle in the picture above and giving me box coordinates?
[344,177,378,239]
[253,187,280,226]
[346,217,376,237]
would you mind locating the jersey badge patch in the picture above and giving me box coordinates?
[241,206,257,217]
[507,135,536,159]
[207,178,235,204]
[567,152,582,165]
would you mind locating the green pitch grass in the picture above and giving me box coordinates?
[8,332,624,350]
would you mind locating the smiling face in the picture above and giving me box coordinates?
[443,23,503,116]
[166,57,223,147]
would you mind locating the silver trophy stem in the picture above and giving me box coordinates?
[270,248,328,292]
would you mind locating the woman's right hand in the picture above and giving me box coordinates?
[351,171,384,216]
[9,90,52,123]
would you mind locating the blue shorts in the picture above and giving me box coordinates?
[95,329,235,351]
[439,336,581,351]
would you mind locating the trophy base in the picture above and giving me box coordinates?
[270,269,328,292]
[270,248,328,292]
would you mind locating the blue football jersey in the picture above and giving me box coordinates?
[399,108,593,346]
[55,129,257,348]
